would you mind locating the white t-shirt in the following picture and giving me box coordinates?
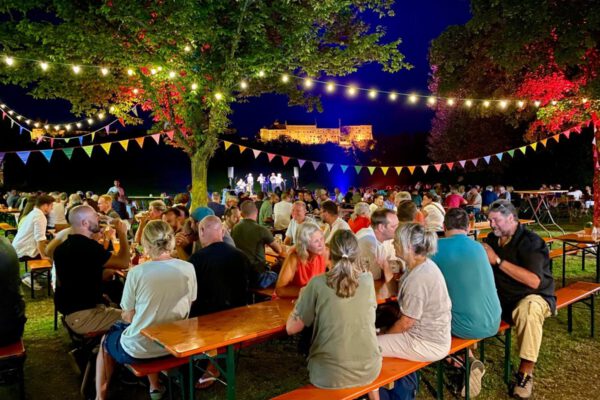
[120,258,197,359]
[285,216,315,244]
[568,190,583,201]
[48,201,68,227]
[369,203,382,214]
[12,207,47,258]
[324,217,351,243]
[423,203,445,232]
[273,200,293,230]
[355,227,387,280]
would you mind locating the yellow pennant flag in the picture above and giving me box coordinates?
[224,141,232,150]
[530,142,538,151]
[118,140,128,151]
[101,142,111,154]
[540,138,548,147]
[381,166,389,175]
[395,166,402,175]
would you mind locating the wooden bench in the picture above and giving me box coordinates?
[0,339,26,400]
[0,222,17,237]
[26,259,52,299]
[126,356,191,400]
[273,337,480,400]
[555,281,600,337]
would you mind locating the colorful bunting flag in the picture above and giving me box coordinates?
[104,125,110,134]
[530,143,538,150]
[458,160,466,168]
[50,138,55,147]
[16,151,30,164]
[135,137,145,148]
[326,163,334,172]
[563,131,571,139]
[394,167,402,175]
[151,134,161,144]
[434,164,442,172]
[446,162,454,170]
[340,165,348,173]
[407,166,416,175]
[267,153,276,162]
[281,156,290,165]
[540,138,548,147]
[91,132,96,142]
[519,146,527,155]
[507,149,515,158]
[311,161,320,170]
[131,105,138,117]
[118,140,128,151]
[496,153,503,161]
[0,153,5,165]
[224,141,232,150]
[420,165,429,174]
[238,145,247,154]
[63,148,74,160]
[381,166,389,175]
[165,130,175,140]
[354,166,362,174]
[252,149,261,159]
[298,159,306,168]
[82,145,94,157]
[367,166,376,175]
[19,126,23,135]
[101,143,111,154]
[471,159,479,167]
[483,156,491,164]
[40,149,53,162]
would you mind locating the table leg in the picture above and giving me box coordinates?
[596,244,600,283]
[464,349,470,400]
[528,196,551,236]
[226,345,236,400]
[562,241,567,287]
[591,295,595,338]
[504,328,512,386]
[539,195,564,235]
[188,358,194,400]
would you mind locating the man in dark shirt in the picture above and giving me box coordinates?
[0,237,26,346]
[207,192,226,218]
[482,200,555,399]
[188,216,249,317]
[53,205,130,334]
[232,201,284,287]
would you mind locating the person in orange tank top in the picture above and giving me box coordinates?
[275,222,329,298]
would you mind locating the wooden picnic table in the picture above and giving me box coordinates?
[555,231,600,286]
[0,207,20,225]
[142,298,295,400]
[514,190,567,235]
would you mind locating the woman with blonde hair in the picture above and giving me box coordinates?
[348,201,371,233]
[286,229,382,390]
[275,222,328,298]
[95,220,197,400]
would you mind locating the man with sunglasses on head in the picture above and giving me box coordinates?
[481,199,555,399]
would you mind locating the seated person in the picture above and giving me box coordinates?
[482,200,555,398]
[222,206,241,236]
[444,186,467,209]
[207,192,226,218]
[321,200,351,243]
[53,205,130,335]
[348,202,371,233]
[284,201,314,245]
[232,201,284,288]
[421,192,445,232]
[432,208,502,397]
[98,194,121,219]
[134,200,166,244]
[0,237,26,346]
[161,207,184,234]
[377,223,451,363]
[12,194,55,261]
[286,229,382,391]
[95,220,197,400]
[276,222,328,298]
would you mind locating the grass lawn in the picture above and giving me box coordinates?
[2,218,600,399]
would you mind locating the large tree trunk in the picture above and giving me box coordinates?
[594,122,600,226]
[190,151,209,209]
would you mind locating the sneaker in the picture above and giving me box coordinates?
[21,275,42,290]
[512,372,533,399]
[461,358,485,398]
[149,386,166,400]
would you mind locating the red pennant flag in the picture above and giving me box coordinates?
[574,125,582,134]
[165,130,175,140]
[563,130,571,139]
[118,117,125,126]
[151,134,160,144]
[281,156,290,165]
[446,162,454,170]
[434,164,442,172]
[252,149,261,158]
[267,153,275,162]
[2,112,5,120]
[50,138,55,147]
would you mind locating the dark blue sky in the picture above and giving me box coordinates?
[0,1,473,193]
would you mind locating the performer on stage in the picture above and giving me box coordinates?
[257,173,268,193]
[236,178,246,193]
[275,173,284,192]
[246,173,254,194]
[269,173,277,192]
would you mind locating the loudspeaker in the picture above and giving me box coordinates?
[227,167,234,179]
[293,167,300,178]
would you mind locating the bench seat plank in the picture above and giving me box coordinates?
[0,339,25,361]
[556,282,600,309]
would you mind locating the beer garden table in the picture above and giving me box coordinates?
[555,231,600,286]
[513,190,567,236]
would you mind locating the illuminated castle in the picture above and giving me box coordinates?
[259,122,373,148]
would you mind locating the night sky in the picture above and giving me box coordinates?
[6,1,585,196]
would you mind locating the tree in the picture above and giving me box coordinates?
[429,0,600,223]
[0,0,410,206]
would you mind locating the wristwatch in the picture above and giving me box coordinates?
[495,257,502,267]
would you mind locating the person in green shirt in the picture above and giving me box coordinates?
[258,193,278,227]
[286,229,382,392]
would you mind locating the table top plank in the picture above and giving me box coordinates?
[555,231,600,244]
[142,299,295,358]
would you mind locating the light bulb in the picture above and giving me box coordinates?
[409,94,418,103]
[4,56,14,66]
[34,123,40,127]
[427,96,436,105]
[582,98,588,104]
[25,119,31,125]
[54,125,60,131]
[150,68,157,75]
[551,100,557,105]
[109,106,115,112]
[133,88,139,94]
[281,74,289,83]
[389,92,397,101]
[465,99,473,107]
[40,62,49,71]
[101,68,109,76]
[87,118,93,124]
[447,98,455,106]
[499,100,508,109]
[184,45,192,52]
[169,71,176,78]
[304,78,313,88]
[98,113,105,119]
[483,100,490,108]
[66,124,71,131]
[240,80,248,89]
[517,100,525,108]
[326,82,335,93]
[258,70,265,77]
[368,89,377,99]
[127,69,134,76]
[347,86,357,97]
[72,65,81,74]
[76,123,82,128]
[534,100,541,107]
[191,83,198,90]
[214,92,223,100]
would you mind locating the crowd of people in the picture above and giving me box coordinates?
[0,179,576,399]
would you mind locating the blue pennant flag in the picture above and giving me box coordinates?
[41,149,53,162]
[16,151,30,164]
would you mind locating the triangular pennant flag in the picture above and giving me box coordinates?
[507,149,515,158]
[483,156,491,164]
[131,105,138,117]
[540,138,548,147]
[354,166,363,174]
[381,166,389,175]
[281,156,290,166]
[298,159,306,168]
[36,136,44,144]
[10,119,14,128]
[118,117,125,127]
[79,136,84,145]
[530,143,538,150]
[101,142,111,154]
[553,134,561,142]
[420,165,429,174]
[16,151,30,164]
[340,165,348,173]
[118,140,129,151]
[105,125,110,134]
[50,138,54,147]
[224,141,232,150]
[593,137,597,146]
[367,166,376,175]
[135,137,145,148]
[471,158,479,166]
[407,166,416,175]
[311,161,320,170]
[1,111,5,119]
[267,153,276,162]
[496,153,503,161]
[563,131,571,139]
[574,125,582,134]
[19,126,23,135]
[394,166,402,175]
[446,162,454,170]
[456,160,465,168]
[238,145,247,154]
[91,132,96,142]
[151,133,160,144]
[0,153,5,165]
[434,164,442,172]
[519,146,527,155]
[82,145,94,157]
[40,149,53,162]
[252,149,261,159]
[165,130,175,140]
[63,148,74,160]
[326,163,334,172]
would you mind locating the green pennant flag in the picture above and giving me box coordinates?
[519,146,527,155]
[82,145,94,157]
[63,148,74,160]
[354,166,362,174]
[367,166,376,175]
[507,149,515,158]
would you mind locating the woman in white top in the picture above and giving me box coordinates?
[95,220,197,400]
[421,192,445,232]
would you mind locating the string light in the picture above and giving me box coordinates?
[408,94,418,104]
[168,71,176,79]
[98,113,105,120]
[258,70,265,78]
[483,100,490,108]
[127,69,134,76]
[326,82,335,93]
[427,96,436,105]
[281,74,289,83]
[368,89,377,99]
[214,92,223,101]
[72,65,81,74]
[100,67,109,76]
[582,98,588,104]
[465,99,473,107]
[4,56,14,66]
[191,83,198,90]
[347,86,357,97]
[499,100,508,109]
[240,80,248,89]
[551,100,557,105]
[87,118,93,124]
[184,45,192,52]
[446,98,455,106]
[132,88,139,94]
[76,123,82,128]
[534,101,541,107]
[150,68,157,75]
[304,78,313,88]
[39,62,49,71]
[517,100,525,108]
[389,92,398,101]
